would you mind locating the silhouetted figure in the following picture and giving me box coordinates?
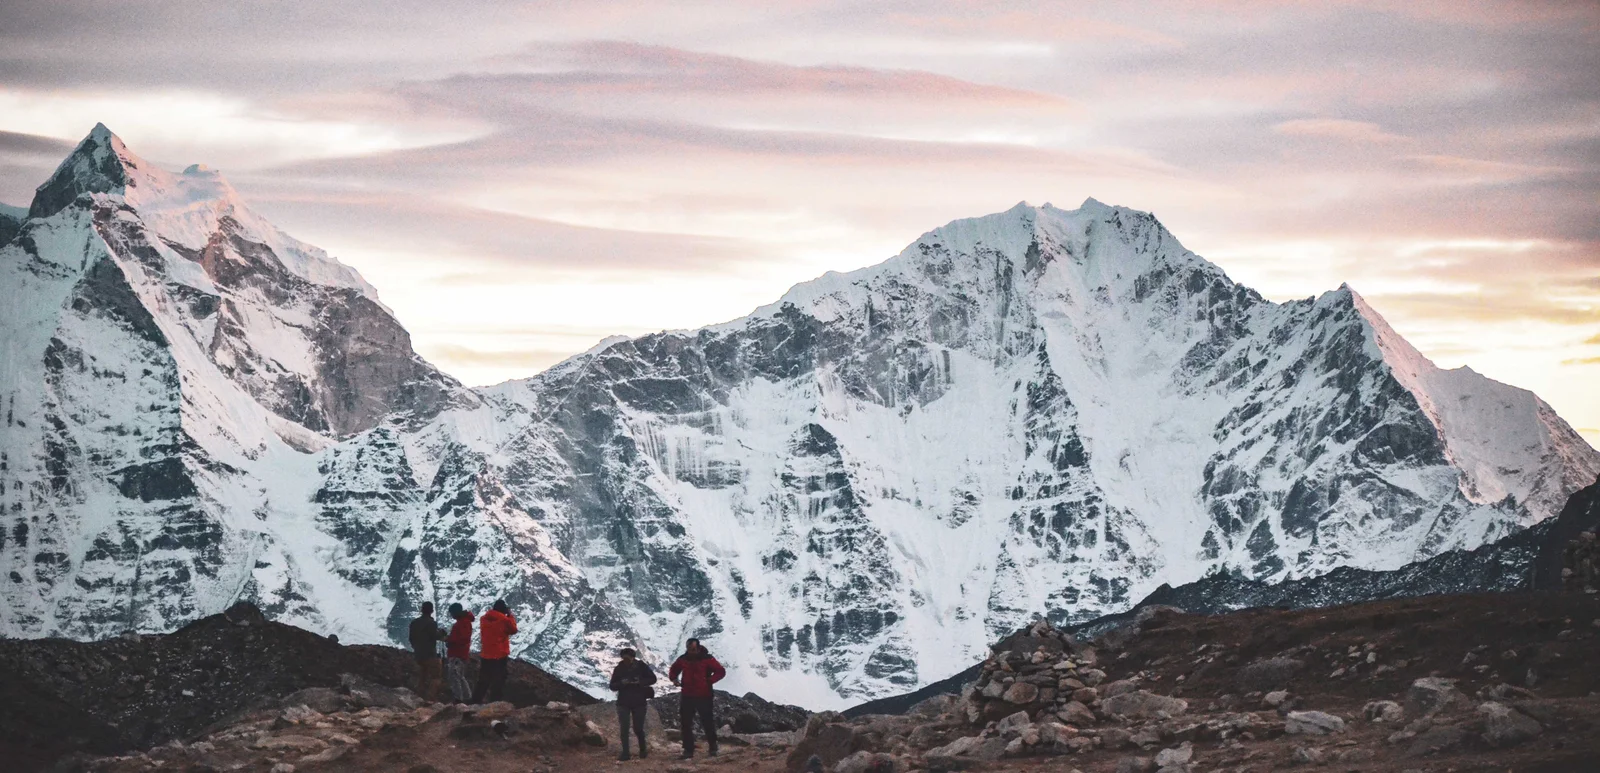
[668,637,725,759]
[471,599,517,703]
[609,647,658,760]
[407,602,448,701]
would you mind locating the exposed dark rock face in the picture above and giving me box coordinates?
[842,476,1600,717]
[27,124,131,220]
[0,205,25,249]
[653,689,811,732]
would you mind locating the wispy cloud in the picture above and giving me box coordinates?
[0,0,1595,433]
[1272,118,1408,144]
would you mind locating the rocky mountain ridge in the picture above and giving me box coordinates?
[842,472,1600,719]
[1,126,1596,707]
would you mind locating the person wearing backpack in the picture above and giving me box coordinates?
[444,603,475,703]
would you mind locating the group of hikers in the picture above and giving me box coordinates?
[409,601,727,760]
[407,600,520,705]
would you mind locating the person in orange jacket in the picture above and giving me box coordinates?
[471,599,518,703]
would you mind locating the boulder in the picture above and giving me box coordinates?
[1153,742,1192,768]
[1405,678,1463,718]
[994,711,1033,737]
[1100,727,1133,750]
[339,673,422,710]
[1057,701,1097,726]
[1284,711,1345,736]
[1114,756,1156,773]
[1290,745,1325,764]
[1071,687,1099,704]
[907,721,959,749]
[834,750,898,773]
[1101,679,1139,698]
[1403,723,1468,758]
[251,735,327,753]
[1477,702,1542,748]
[279,705,322,725]
[926,735,982,758]
[1002,681,1040,705]
[1236,658,1303,692]
[1081,669,1108,687]
[1100,691,1188,720]
[1033,720,1071,746]
[907,694,958,718]
[786,721,866,773]
[926,735,1006,766]
[1363,700,1403,723]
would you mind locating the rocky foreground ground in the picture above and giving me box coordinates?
[15,589,1595,773]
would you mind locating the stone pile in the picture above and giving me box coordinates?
[960,618,1112,727]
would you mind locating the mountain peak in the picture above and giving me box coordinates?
[28,124,148,219]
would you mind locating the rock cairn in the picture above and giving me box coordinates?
[961,618,1110,727]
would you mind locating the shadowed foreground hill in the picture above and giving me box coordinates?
[0,602,593,771]
[39,590,1600,773]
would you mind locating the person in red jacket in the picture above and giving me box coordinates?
[668,638,726,759]
[471,599,518,703]
[444,603,475,703]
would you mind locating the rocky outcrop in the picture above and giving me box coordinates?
[0,603,593,769]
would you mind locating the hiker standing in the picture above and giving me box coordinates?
[472,599,518,703]
[668,637,725,759]
[407,602,448,702]
[444,602,475,703]
[608,647,658,761]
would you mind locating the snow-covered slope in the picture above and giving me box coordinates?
[1,129,1595,708]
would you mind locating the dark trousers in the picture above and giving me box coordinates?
[472,657,508,703]
[679,695,716,754]
[415,656,442,702]
[618,702,647,756]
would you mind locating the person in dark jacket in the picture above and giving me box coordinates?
[668,638,725,759]
[407,602,448,701]
[608,647,658,760]
[444,603,475,703]
[471,599,518,704]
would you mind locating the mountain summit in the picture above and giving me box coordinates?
[1,128,1595,707]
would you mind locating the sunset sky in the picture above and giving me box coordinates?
[1,0,1596,446]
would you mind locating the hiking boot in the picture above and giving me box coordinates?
[708,747,719,758]
[617,753,631,761]
[679,751,694,760]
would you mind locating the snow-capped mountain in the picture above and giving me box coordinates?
[2,127,1595,708]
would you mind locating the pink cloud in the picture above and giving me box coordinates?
[1272,118,1407,144]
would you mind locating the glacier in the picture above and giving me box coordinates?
[1,126,1595,709]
